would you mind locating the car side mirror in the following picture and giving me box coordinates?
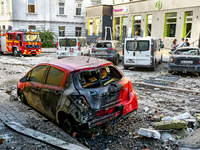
[20,76,27,82]
[169,51,172,54]
[160,44,164,48]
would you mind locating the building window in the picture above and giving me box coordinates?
[28,0,35,13]
[95,18,99,35]
[59,2,65,15]
[164,12,177,37]
[1,1,4,14]
[59,26,65,37]
[6,0,10,13]
[2,25,5,30]
[133,16,141,36]
[145,14,152,37]
[28,25,36,30]
[88,18,93,36]
[183,11,193,38]
[8,34,13,40]
[75,27,82,37]
[76,3,81,16]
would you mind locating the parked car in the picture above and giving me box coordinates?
[168,47,200,74]
[17,56,138,135]
[57,37,90,59]
[90,40,123,65]
[123,37,163,70]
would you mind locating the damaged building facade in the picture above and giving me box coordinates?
[85,0,200,48]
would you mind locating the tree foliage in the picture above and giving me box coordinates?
[39,27,57,48]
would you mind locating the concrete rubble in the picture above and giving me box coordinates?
[137,128,161,140]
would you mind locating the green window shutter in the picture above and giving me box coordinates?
[182,12,187,38]
[120,17,123,42]
[163,14,167,38]
[145,15,148,37]
[132,16,135,37]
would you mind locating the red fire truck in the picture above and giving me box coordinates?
[0,29,42,56]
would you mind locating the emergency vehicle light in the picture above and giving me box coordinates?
[21,29,27,31]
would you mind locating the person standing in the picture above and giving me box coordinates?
[171,39,178,51]
[179,38,186,47]
[185,39,190,47]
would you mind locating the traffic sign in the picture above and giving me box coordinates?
[8,26,12,30]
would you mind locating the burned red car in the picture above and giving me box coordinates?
[17,56,138,134]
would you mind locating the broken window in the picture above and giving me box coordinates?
[76,66,122,88]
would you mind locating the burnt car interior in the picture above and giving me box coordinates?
[174,49,199,55]
[77,66,122,88]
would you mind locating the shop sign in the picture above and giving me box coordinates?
[114,6,128,13]
[155,0,162,10]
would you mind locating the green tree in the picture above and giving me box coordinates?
[39,27,57,48]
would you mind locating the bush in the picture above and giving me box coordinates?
[39,28,57,48]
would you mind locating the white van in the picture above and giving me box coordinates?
[57,37,90,59]
[123,37,162,70]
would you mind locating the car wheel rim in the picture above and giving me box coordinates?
[63,119,71,133]
[14,50,17,56]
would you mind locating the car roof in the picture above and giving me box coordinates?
[48,56,112,71]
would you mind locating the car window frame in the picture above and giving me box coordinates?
[28,65,48,84]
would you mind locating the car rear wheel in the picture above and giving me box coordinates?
[159,55,162,64]
[114,55,119,65]
[62,116,81,135]
[152,61,157,71]
[19,90,27,104]
[124,66,129,70]
[13,48,18,56]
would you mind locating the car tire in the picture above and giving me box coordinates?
[114,55,119,65]
[62,116,81,135]
[32,54,37,56]
[13,48,18,57]
[159,55,162,64]
[19,90,27,104]
[124,66,129,70]
[152,60,157,71]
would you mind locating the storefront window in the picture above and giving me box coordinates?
[183,11,193,38]
[95,18,99,35]
[145,15,152,37]
[114,17,120,41]
[164,12,177,37]
[132,16,141,36]
[88,18,93,36]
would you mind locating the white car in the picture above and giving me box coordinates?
[123,37,163,70]
[57,37,90,59]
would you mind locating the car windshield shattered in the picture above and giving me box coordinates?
[174,49,199,55]
[76,66,122,88]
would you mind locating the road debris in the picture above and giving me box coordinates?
[4,122,88,150]
[154,120,188,130]
[138,128,161,140]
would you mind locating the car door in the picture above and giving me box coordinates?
[40,66,66,120]
[23,65,48,111]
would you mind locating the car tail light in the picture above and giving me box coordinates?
[108,47,114,50]
[170,56,175,63]
[151,45,154,56]
[122,46,124,55]
[78,42,80,51]
[57,42,58,50]
[91,47,95,50]
[199,60,200,64]
[128,81,133,92]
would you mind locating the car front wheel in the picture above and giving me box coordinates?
[19,90,27,104]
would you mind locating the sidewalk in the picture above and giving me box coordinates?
[41,48,57,53]
[0,90,87,149]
